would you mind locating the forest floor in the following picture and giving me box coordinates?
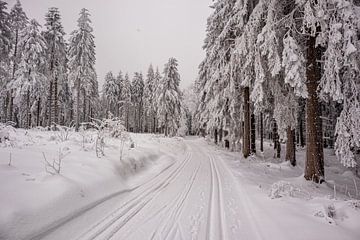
[0,128,360,240]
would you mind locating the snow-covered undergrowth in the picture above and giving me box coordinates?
[0,127,185,240]
[213,140,360,238]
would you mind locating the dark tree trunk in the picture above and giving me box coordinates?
[52,76,58,124]
[273,121,281,158]
[219,128,223,143]
[304,35,324,183]
[82,89,86,123]
[260,113,264,152]
[286,127,296,166]
[243,87,251,158]
[26,90,30,129]
[75,79,80,131]
[164,113,168,137]
[36,98,41,126]
[251,113,256,153]
[48,81,53,127]
[214,129,218,144]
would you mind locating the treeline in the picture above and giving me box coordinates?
[0,1,97,131]
[0,1,185,136]
[100,59,183,137]
[194,0,360,182]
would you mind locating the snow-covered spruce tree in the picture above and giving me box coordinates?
[157,58,182,137]
[316,0,360,169]
[102,71,119,118]
[9,19,47,128]
[42,7,67,126]
[115,71,124,118]
[122,73,132,131]
[131,72,144,133]
[196,0,251,150]
[152,67,162,133]
[6,0,28,123]
[144,64,156,133]
[68,8,97,131]
[0,0,12,123]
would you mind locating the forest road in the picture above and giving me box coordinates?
[37,138,267,240]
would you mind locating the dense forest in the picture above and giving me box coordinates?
[193,0,360,182]
[1,0,360,184]
[0,0,184,137]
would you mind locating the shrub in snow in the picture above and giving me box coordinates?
[314,204,337,225]
[347,200,360,210]
[269,181,300,199]
[52,124,74,142]
[42,148,70,175]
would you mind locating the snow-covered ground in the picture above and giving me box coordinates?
[0,128,359,240]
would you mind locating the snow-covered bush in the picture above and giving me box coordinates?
[269,181,300,199]
[52,124,74,142]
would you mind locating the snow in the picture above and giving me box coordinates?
[0,129,184,240]
[0,131,360,240]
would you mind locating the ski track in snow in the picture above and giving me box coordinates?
[35,138,280,240]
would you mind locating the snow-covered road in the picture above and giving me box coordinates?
[21,137,359,240]
[32,138,264,240]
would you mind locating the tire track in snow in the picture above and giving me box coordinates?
[76,151,193,240]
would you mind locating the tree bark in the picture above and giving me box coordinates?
[243,87,251,158]
[286,127,296,166]
[251,113,256,154]
[75,79,80,131]
[304,35,324,183]
[26,90,30,129]
[260,113,264,152]
[214,128,218,144]
[36,98,41,126]
[273,121,281,158]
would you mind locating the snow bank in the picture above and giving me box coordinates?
[0,129,184,240]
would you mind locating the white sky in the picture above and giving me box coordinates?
[6,0,213,89]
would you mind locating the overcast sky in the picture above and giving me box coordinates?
[6,0,212,89]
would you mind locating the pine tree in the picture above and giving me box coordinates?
[6,0,28,123]
[9,19,47,128]
[122,73,132,131]
[131,72,144,133]
[102,71,119,117]
[157,58,182,136]
[0,0,12,123]
[43,7,67,126]
[144,64,156,133]
[68,8,97,131]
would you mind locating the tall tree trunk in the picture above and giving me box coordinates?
[48,81,53,127]
[82,89,86,123]
[286,127,296,166]
[304,35,324,183]
[75,79,80,131]
[243,87,251,158]
[26,90,30,129]
[36,98,41,126]
[7,30,20,123]
[52,76,58,125]
[273,121,281,158]
[219,127,223,144]
[214,128,218,144]
[165,113,168,137]
[260,113,264,152]
[251,113,256,153]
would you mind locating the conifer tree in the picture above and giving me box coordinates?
[157,58,182,136]
[68,8,97,131]
[43,7,67,126]
[9,19,47,128]
[0,0,12,122]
